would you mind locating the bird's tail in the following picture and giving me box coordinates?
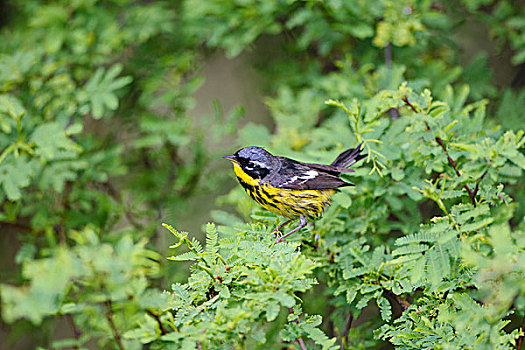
[331,143,366,168]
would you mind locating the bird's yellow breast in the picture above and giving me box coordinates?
[232,163,335,219]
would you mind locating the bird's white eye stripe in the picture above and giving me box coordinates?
[251,160,269,168]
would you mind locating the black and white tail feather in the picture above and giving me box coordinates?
[331,143,367,169]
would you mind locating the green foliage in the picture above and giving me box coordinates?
[2,226,160,348]
[125,223,328,348]
[127,85,525,349]
[0,0,236,348]
[2,0,525,349]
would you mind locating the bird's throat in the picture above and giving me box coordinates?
[232,163,261,187]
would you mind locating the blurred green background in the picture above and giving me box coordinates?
[0,0,524,349]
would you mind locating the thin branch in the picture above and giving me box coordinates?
[402,95,418,113]
[376,280,412,311]
[340,313,353,348]
[104,300,125,350]
[473,170,488,200]
[517,315,525,350]
[383,289,411,311]
[435,137,477,206]
[66,313,81,349]
[288,308,308,350]
[145,309,168,335]
[403,95,480,207]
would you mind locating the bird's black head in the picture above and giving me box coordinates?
[222,146,275,180]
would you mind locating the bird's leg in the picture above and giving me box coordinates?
[275,216,308,244]
[272,219,293,235]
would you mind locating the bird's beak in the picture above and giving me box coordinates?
[222,155,238,164]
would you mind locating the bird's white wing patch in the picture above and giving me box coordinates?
[300,170,318,180]
[282,175,299,185]
[282,170,319,186]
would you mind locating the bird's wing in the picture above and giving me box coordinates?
[266,157,353,190]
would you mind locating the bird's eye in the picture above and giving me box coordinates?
[245,161,255,170]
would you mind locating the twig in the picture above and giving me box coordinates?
[376,280,412,311]
[517,315,525,350]
[442,284,478,301]
[435,137,476,206]
[145,309,168,335]
[403,95,480,207]
[402,95,418,113]
[104,300,125,350]
[289,308,308,350]
[473,170,488,200]
[383,289,411,311]
[340,313,353,348]
[66,313,81,349]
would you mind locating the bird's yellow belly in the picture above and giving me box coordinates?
[233,163,335,219]
[256,184,335,219]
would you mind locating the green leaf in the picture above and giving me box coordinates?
[30,122,82,160]
[266,301,280,321]
[377,296,392,322]
[0,94,25,119]
[205,223,218,255]
[0,156,35,200]
[80,63,132,119]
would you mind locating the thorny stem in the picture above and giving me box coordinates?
[104,300,125,350]
[288,308,308,350]
[403,95,480,207]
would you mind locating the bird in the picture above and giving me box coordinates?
[222,144,366,243]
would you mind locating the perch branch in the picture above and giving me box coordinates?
[288,308,308,350]
[104,300,125,350]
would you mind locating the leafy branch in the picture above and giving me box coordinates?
[403,95,480,207]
